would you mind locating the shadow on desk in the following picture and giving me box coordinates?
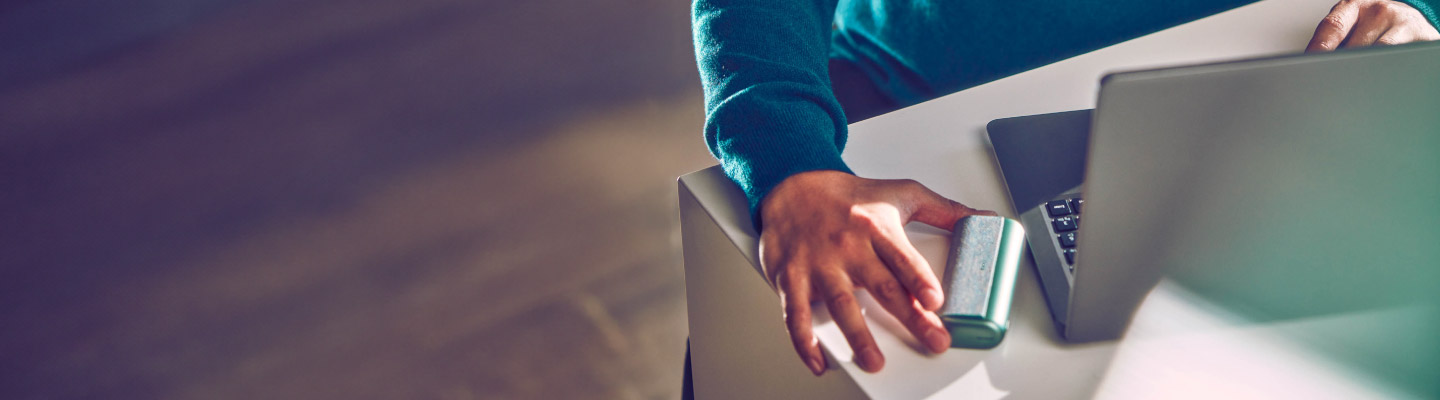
[985,261,1118,400]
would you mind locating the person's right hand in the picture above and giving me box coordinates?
[758,170,997,376]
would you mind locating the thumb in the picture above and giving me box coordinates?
[899,182,997,230]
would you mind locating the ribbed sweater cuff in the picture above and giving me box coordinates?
[708,85,853,231]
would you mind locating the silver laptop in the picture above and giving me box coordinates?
[987,42,1440,343]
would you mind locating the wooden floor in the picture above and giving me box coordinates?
[0,0,714,398]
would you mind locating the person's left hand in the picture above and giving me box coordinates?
[1307,0,1440,52]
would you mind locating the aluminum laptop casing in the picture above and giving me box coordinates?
[1065,42,1440,342]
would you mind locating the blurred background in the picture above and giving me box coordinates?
[1,0,713,398]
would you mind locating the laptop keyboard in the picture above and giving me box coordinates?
[1044,196,1083,272]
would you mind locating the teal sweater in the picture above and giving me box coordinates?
[693,0,1440,227]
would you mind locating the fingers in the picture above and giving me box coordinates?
[1343,7,1392,48]
[874,179,995,312]
[854,264,951,353]
[1422,23,1440,41]
[870,221,944,311]
[817,269,884,372]
[761,173,1000,376]
[1372,2,1440,46]
[898,180,996,229]
[1308,1,1361,52]
[777,268,827,376]
[1376,27,1414,45]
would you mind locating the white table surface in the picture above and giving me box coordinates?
[677,0,1431,398]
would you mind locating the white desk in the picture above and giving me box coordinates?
[679,0,1433,398]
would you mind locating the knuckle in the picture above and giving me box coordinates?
[783,301,809,323]
[825,230,861,252]
[890,251,919,270]
[846,204,878,223]
[904,276,929,295]
[905,310,931,329]
[873,279,908,301]
[892,247,915,266]
[862,215,890,236]
[888,244,920,266]
[946,198,966,210]
[775,268,801,290]
[844,207,867,225]
[1378,4,1403,18]
[848,206,897,237]
[828,291,860,311]
[1319,14,1348,32]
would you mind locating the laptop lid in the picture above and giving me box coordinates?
[1068,42,1440,343]
[986,109,1092,215]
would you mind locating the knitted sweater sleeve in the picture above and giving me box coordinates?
[691,0,850,229]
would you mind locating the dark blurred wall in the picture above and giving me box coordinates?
[1,0,710,398]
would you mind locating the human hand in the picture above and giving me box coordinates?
[1307,0,1440,52]
[758,170,996,375]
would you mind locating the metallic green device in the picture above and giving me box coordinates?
[939,215,1026,349]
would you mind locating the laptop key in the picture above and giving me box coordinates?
[1046,200,1072,217]
[1058,232,1077,248]
[1063,249,1076,265]
[1070,198,1083,213]
[1052,216,1077,232]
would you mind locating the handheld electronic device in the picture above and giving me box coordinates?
[938,215,1026,349]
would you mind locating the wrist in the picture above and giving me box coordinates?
[760,169,854,227]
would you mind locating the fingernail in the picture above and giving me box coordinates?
[925,327,951,353]
[807,357,825,376]
[858,348,884,372]
[921,288,943,310]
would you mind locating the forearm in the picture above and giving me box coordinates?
[692,0,849,228]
